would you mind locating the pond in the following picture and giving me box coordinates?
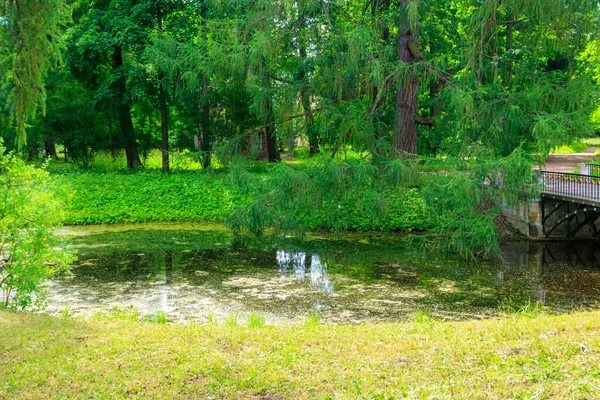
[43,223,600,324]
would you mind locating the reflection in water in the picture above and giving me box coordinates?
[41,225,600,324]
[310,255,333,294]
[277,251,333,293]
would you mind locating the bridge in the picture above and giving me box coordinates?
[540,164,600,238]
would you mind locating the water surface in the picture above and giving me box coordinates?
[44,224,600,324]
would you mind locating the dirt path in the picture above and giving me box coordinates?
[542,146,598,173]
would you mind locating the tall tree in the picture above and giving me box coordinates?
[393,0,420,155]
[67,0,158,168]
[156,1,170,171]
[0,0,70,149]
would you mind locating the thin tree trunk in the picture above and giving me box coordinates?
[157,2,170,172]
[200,75,211,168]
[298,27,318,155]
[299,64,317,154]
[371,0,390,161]
[107,114,115,160]
[199,1,211,168]
[264,106,279,162]
[261,61,279,162]
[158,73,169,172]
[111,45,141,169]
[392,0,419,155]
[42,121,57,159]
[504,13,514,90]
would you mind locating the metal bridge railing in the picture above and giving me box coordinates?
[541,171,600,201]
[585,163,600,177]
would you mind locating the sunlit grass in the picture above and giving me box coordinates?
[583,137,600,147]
[550,142,589,154]
[2,310,600,398]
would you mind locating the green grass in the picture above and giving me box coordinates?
[2,310,600,398]
[550,142,590,154]
[583,137,600,147]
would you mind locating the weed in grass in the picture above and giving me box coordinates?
[413,310,431,324]
[145,311,168,324]
[208,312,217,326]
[61,305,70,318]
[93,305,140,322]
[225,314,238,327]
[248,313,265,328]
[499,298,545,317]
[305,311,320,327]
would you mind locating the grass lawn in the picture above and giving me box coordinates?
[551,142,590,155]
[583,138,600,147]
[2,310,600,399]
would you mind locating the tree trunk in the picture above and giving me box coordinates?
[159,75,169,172]
[301,87,318,155]
[44,134,57,159]
[371,0,390,161]
[503,13,514,90]
[264,105,279,162]
[298,29,318,155]
[111,45,141,169]
[261,61,279,162]
[199,1,211,168]
[392,0,419,155]
[200,75,211,168]
[107,114,115,160]
[42,121,57,159]
[157,3,170,172]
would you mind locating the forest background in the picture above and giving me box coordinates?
[2,0,600,258]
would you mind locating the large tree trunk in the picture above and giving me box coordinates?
[392,0,419,155]
[111,45,142,169]
[157,3,170,172]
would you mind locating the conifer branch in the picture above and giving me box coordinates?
[499,18,528,25]
[268,75,295,85]
[415,115,436,126]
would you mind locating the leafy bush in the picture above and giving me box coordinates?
[0,144,75,308]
